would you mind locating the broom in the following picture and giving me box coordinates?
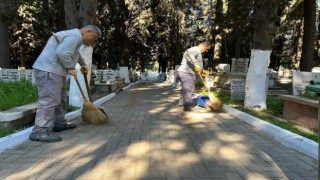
[186,51,223,111]
[81,70,109,120]
[73,74,108,124]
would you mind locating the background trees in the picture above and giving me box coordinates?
[0,0,318,75]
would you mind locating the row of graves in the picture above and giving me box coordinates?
[209,58,284,101]
[0,67,36,84]
[92,69,139,93]
[209,58,320,131]
[0,67,140,93]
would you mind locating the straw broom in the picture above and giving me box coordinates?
[81,70,109,121]
[186,51,223,111]
[73,75,108,124]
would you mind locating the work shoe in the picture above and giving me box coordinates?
[53,123,76,132]
[183,107,193,111]
[29,132,62,142]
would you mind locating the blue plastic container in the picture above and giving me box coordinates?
[197,96,210,108]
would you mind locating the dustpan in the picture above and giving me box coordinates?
[197,96,211,108]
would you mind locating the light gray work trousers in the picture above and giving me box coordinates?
[176,71,196,109]
[32,69,68,132]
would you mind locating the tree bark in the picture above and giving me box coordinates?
[244,0,278,110]
[300,0,316,71]
[213,0,223,71]
[0,14,10,68]
[64,0,80,28]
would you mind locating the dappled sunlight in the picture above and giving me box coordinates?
[217,132,246,142]
[163,124,183,130]
[175,152,200,164]
[167,140,186,151]
[218,146,241,160]
[148,106,166,114]
[200,141,220,157]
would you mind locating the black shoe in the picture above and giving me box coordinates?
[53,124,76,132]
[29,132,62,142]
[183,107,193,111]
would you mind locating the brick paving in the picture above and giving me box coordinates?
[0,79,318,180]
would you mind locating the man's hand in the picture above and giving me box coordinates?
[68,69,77,76]
[202,70,209,76]
[80,66,89,74]
[195,65,201,72]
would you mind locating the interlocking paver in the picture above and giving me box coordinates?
[0,79,318,179]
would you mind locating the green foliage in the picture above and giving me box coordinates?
[265,97,284,115]
[0,128,11,138]
[67,104,80,112]
[299,91,318,100]
[0,80,38,111]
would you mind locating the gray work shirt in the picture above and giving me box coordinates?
[32,28,86,77]
[177,46,203,74]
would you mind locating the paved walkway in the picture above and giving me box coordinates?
[0,79,318,180]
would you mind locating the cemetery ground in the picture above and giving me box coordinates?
[0,76,317,179]
[0,74,318,143]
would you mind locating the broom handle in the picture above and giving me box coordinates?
[186,51,205,84]
[82,71,93,102]
[73,74,87,101]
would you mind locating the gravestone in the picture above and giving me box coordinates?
[292,71,320,95]
[94,69,103,83]
[102,70,116,83]
[217,64,230,74]
[267,69,278,88]
[230,58,249,76]
[230,79,246,101]
[0,69,20,82]
[25,70,35,85]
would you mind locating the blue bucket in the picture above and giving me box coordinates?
[197,96,210,108]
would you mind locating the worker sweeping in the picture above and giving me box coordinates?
[176,41,211,111]
[29,25,102,142]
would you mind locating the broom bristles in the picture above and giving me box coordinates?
[82,101,109,124]
[208,93,223,111]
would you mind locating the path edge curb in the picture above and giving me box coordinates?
[222,105,318,160]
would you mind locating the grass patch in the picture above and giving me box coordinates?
[0,128,11,138]
[0,80,38,111]
[67,104,80,112]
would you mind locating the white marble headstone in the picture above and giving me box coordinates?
[292,71,320,95]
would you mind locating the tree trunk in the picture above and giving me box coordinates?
[213,0,223,71]
[235,32,242,59]
[300,0,316,71]
[291,19,303,70]
[244,0,278,111]
[80,0,97,25]
[317,10,320,67]
[0,15,10,68]
[175,2,185,66]
[64,0,80,28]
